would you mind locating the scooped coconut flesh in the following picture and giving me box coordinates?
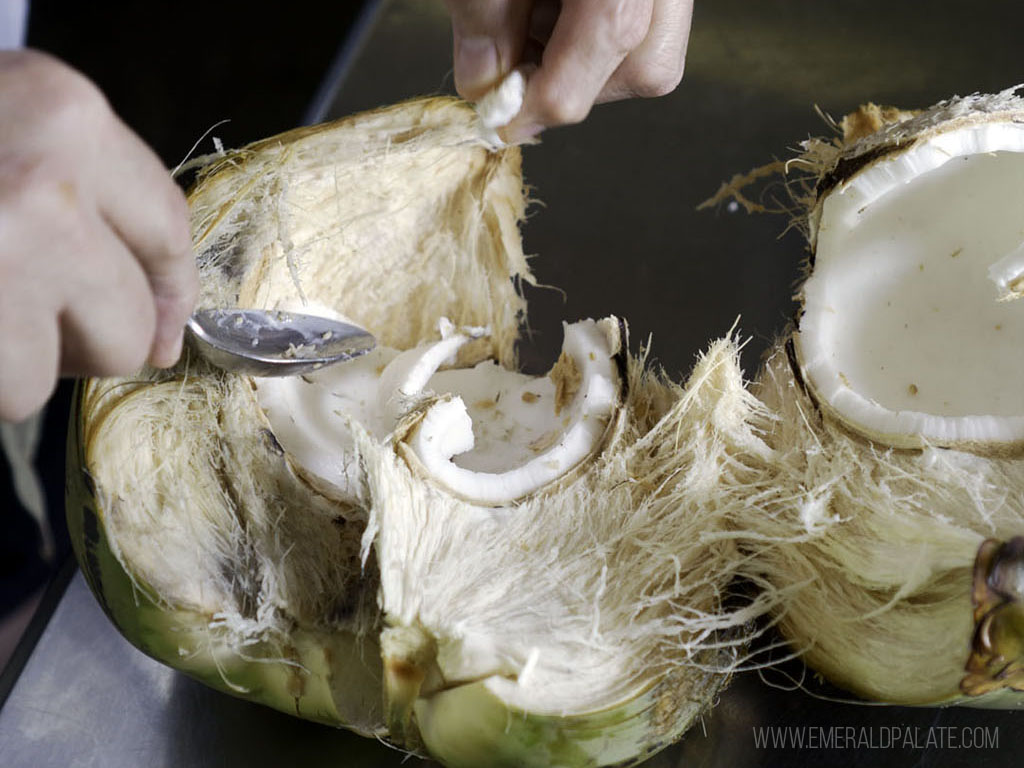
[67,97,766,766]
[726,91,1024,706]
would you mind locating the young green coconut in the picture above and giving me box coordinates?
[68,96,769,766]
[717,90,1024,706]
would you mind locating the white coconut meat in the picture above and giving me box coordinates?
[255,317,620,506]
[796,116,1024,449]
[474,68,526,146]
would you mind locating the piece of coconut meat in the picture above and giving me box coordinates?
[256,318,621,505]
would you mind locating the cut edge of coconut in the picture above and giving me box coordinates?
[396,318,623,506]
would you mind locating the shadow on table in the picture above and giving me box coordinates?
[160,654,1019,768]
[164,673,430,767]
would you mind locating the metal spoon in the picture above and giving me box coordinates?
[186,308,376,377]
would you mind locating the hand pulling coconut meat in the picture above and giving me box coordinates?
[711,89,1024,706]
[67,96,770,767]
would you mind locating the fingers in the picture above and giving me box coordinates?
[0,295,59,423]
[14,48,197,370]
[598,0,691,103]
[95,116,198,367]
[445,0,693,143]
[502,0,652,142]
[0,160,156,420]
[57,210,158,378]
[445,0,533,100]
[0,50,197,421]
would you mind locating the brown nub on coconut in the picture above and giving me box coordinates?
[962,537,1024,697]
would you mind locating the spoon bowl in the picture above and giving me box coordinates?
[187,309,376,377]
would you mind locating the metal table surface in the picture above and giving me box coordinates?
[2,1,1023,765]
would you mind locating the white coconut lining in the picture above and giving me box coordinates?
[254,316,622,508]
[797,119,1024,450]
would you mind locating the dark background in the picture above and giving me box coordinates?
[2,2,1023,765]
[1,0,373,662]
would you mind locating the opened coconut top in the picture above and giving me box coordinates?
[789,89,1024,451]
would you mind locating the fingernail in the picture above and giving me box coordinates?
[455,35,499,97]
[501,121,545,145]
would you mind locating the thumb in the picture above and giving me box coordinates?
[445,0,532,100]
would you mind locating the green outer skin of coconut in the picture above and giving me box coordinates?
[803,640,1024,710]
[927,688,1024,709]
[413,667,725,768]
[65,382,384,734]
[828,662,1024,709]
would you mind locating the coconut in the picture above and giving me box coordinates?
[797,92,1024,452]
[749,348,1024,705]
[67,96,769,766]
[715,91,1024,705]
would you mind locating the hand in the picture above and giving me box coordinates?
[0,49,198,422]
[445,0,693,142]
